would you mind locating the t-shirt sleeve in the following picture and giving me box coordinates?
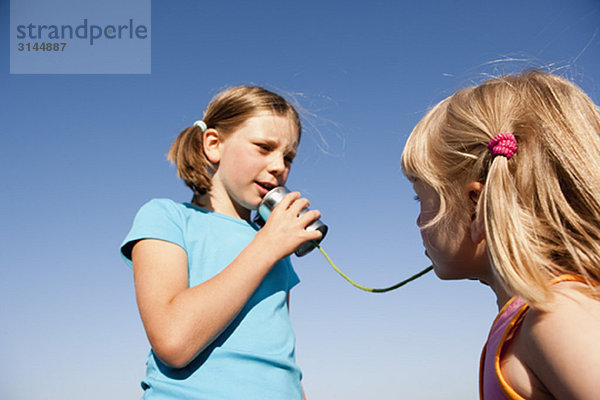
[120,199,186,267]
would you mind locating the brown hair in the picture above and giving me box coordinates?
[402,70,600,307]
[167,86,301,196]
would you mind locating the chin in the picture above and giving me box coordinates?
[248,198,261,210]
[240,195,261,211]
[432,267,464,281]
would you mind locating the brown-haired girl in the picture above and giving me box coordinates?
[121,86,321,399]
[402,71,600,399]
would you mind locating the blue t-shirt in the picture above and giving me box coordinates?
[121,199,302,400]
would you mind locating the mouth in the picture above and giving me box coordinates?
[256,181,277,196]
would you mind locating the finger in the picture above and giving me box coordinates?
[298,209,321,226]
[277,192,301,210]
[303,225,325,241]
[289,197,311,216]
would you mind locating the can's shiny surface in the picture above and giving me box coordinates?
[257,186,328,256]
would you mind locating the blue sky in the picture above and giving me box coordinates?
[1,1,599,399]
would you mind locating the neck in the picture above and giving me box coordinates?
[191,193,211,209]
[191,192,251,222]
[479,276,512,310]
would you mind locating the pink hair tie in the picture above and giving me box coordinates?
[488,133,517,159]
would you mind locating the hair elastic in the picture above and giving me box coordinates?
[488,132,517,159]
[193,120,208,132]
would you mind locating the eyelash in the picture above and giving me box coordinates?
[413,195,421,202]
[257,143,271,151]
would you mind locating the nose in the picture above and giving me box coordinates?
[267,153,287,175]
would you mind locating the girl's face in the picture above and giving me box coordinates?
[207,112,299,220]
[413,179,489,281]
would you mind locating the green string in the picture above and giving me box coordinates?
[313,242,433,293]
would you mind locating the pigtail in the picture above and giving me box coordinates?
[483,153,552,307]
[167,125,212,196]
[478,71,600,306]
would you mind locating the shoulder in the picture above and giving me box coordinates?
[133,198,201,227]
[523,282,600,345]
[518,282,600,398]
[137,198,185,217]
[121,199,191,262]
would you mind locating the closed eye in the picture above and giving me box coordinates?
[255,143,272,152]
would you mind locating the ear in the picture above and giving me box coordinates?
[202,128,221,164]
[465,181,485,244]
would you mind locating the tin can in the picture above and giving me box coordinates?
[257,186,328,256]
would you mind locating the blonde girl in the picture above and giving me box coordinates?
[121,86,321,399]
[402,70,600,399]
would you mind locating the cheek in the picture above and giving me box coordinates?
[419,226,436,250]
[417,207,436,228]
[280,167,291,182]
[229,147,262,170]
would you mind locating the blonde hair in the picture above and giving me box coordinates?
[167,86,301,196]
[402,70,600,307]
